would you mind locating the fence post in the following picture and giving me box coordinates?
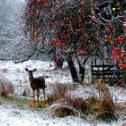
[91,61,93,76]
[103,62,105,81]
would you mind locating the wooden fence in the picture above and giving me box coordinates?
[91,62,126,83]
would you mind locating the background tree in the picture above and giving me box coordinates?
[0,0,40,63]
[23,0,126,83]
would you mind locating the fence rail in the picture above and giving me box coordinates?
[91,63,126,83]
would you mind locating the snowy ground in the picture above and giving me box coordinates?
[0,103,120,126]
[0,60,125,102]
[0,60,126,126]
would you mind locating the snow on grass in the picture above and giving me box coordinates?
[0,60,125,126]
[109,86,126,102]
[0,60,126,102]
[0,60,72,85]
[0,104,119,126]
[0,60,72,95]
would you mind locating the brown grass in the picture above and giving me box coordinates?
[28,81,118,121]
[0,80,124,121]
[92,78,116,121]
[87,96,101,114]
[28,100,48,108]
[0,76,14,97]
[0,97,3,105]
[43,98,78,117]
[70,97,89,115]
[46,82,116,120]
[92,78,110,99]
[47,84,68,103]
[96,95,116,121]
[55,107,73,117]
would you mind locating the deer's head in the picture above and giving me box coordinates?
[25,68,37,77]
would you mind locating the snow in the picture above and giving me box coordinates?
[0,60,125,126]
[0,60,125,102]
[0,104,119,126]
[0,60,72,86]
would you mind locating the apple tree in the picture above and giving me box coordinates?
[23,0,126,83]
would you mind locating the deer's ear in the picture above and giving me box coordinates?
[33,68,37,72]
[25,68,28,71]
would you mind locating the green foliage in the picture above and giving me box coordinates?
[2,96,29,108]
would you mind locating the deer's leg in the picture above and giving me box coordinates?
[37,89,40,101]
[33,90,35,100]
[43,89,45,100]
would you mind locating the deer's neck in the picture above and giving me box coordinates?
[29,75,34,82]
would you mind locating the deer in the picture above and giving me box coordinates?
[25,68,46,101]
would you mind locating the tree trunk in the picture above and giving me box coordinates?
[67,54,80,83]
[77,57,88,83]
[52,47,64,69]
[55,57,64,69]
[78,59,84,83]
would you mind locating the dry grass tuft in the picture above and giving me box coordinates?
[55,107,73,117]
[0,96,3,105]
[86,96,101,114]
[99,96,115,114]
[47,82,116,120]
[70,97,89,115]
[93,78,110,99]
[45,96,99,118]
[0,76,14,97]
[45,84,76,117]
[47,84,68,103]
[29,81,117,121]
[92,78,116,120]
[43,98,78,117]
[96,94,116,121]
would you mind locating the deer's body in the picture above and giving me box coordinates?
[25,68,46,101]
[29,77,45,90]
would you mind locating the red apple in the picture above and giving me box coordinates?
[105,28,110,33]
[124,34,126,40]
[80,1,85,6]
[43,3,48,7]
[122,23,126,30]
[51,38,56,43]
[36,0,40,3]
[118,80,122,85]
